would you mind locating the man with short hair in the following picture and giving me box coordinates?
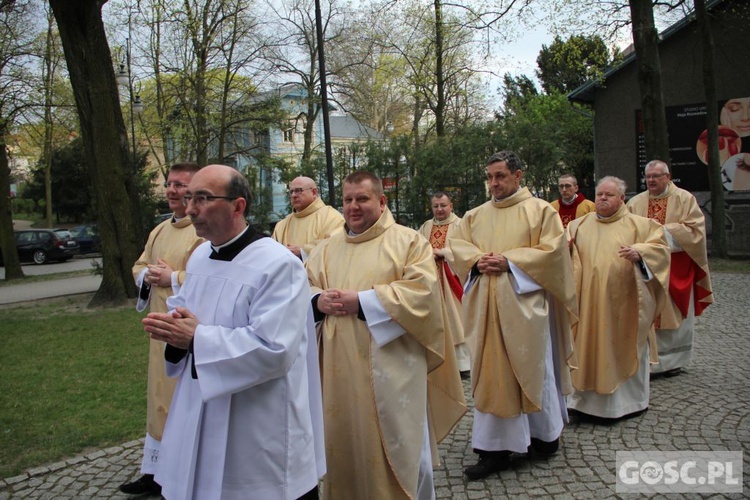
[143,164,325,499]
[121,162,204,496]
[550,174,595,228]
[449,151,578,480]
[272,176,344,260]
[627,160,713,377]
[306,171,465,499]
[418,191,470,375]
[568,176,670,420]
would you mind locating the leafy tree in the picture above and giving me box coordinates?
[0,0,39,280]
[23,138,92,222]
[499,73,538,112]
[500,92,594,199]
[536,34,618,94]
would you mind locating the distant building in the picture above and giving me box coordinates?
[218,84,382,223]
[568,0,750,255]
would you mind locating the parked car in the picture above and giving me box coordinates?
[70,224,101,254]
[0,229,80,265]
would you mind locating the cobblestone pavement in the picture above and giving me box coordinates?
[2,273,748,498]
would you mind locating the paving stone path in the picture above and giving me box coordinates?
[2,273,748,498]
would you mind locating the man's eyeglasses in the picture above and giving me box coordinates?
[558,184,575,189]
[645,173,667,180]
[181,194,236,207]
[287,187,313,196]
[165,181,189,189]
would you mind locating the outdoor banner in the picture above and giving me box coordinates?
[635,96,750,192]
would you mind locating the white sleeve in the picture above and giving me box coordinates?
[170,271,181,295]
[464,270,478,294]
[192,255,314,401]
[359,289,406,347]
[663,228,683,252]
[508,261,543,294]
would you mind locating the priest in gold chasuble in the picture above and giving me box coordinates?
[627,160,713,377]
[272,176,344,261]
[418,191,471,374]
[306,172,465,500]
[123,163,204,496]
[448,151,578,480]
[568,176,670,420]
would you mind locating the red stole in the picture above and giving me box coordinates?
[647,197,711,319]
[429,223,463,301]
[558,193,586,228]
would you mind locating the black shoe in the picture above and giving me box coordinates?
[119,474,162,495]
[528,437,559,457]
[663,368,682,378]
[464,451,511,480]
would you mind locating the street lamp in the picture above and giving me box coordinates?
[114,31,144,169]
[384,121,400,221]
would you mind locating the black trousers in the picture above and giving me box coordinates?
[298,486,319,500]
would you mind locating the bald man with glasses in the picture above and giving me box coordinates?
[627,160,713,378]
[122,162,205,496]
[143,165,325,499]
[272,176,344,261]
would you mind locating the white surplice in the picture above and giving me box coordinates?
[155,235,325,500]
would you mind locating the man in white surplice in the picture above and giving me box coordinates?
[143,164,325,500]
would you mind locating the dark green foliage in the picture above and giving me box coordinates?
[498,92,595,200]
[535,34,619,95]
[23,138,93,223]
[22,137,159,245]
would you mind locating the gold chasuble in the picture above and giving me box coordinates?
[132,217,203,440]
[418,213,466,346]
[272,197,344,255]
[306,208,465,500]
[449,188,578,418]
[567,207,670,394]
[627,182,713,328]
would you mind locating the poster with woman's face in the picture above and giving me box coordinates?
[636,97,750,193]
[717,97,750,191]
[721,97,750,138]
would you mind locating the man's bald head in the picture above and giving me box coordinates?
[289,176,319,212]
[185,164,250,245]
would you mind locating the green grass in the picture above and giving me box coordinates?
[708,257,750,273]
[0,270,95,288]
[0,296,148,478]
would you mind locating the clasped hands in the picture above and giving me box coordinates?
[143,307,198,349]
[618,245,642,263]
[317,289,360,316]
[285,244,302,258]
[477,252,510,275]
[144,258,174,287]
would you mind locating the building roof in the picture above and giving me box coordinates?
[329,115,382,140]
[568,0,725,104]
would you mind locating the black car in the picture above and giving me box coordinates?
[0,229,80,265]
[70,224,101,254]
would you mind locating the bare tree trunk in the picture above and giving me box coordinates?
[628,0,670,162]
[694,0,727,257]
[43,10,55,228]
[303,73,317,163]
[50,0,139,306]
[0,130,24,280]
[434,0,445,137]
